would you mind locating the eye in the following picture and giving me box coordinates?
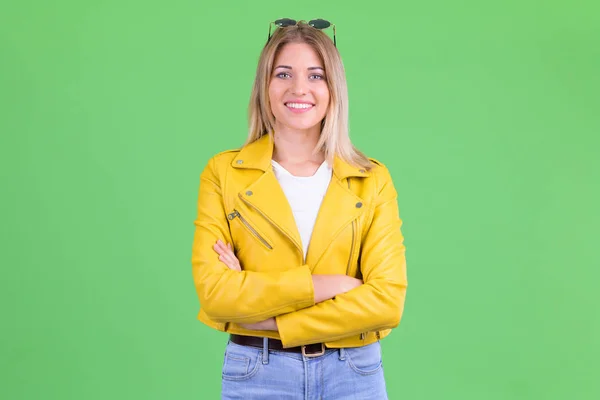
[275,72,291,79]
[310,74,325,80]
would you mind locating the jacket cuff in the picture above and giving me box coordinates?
[276,312,306,348]
[283,265,315,311]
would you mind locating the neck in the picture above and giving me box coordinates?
[271,124,324,164]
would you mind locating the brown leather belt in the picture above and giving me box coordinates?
[230,334,327,357]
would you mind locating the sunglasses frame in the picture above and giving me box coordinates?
[267,18,337,47]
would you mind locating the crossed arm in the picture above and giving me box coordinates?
[211,187,407,349]
[211,240,362,331]
[192,158,407,347]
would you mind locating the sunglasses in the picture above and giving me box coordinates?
[267,18,337,47]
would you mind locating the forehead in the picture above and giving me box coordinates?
[273,42,324,67]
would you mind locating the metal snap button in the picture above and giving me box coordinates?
[246,190,253,196]
[359,169,365,173]
[236,160,244,164]
[356,202,363,208]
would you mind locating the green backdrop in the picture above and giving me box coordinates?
[2,0,599,399]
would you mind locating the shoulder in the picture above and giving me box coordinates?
[363,157,398,198]
[207,146,243,167]
[200,147,241,179]
[367,157,385,169]
[211,147,241,164]
[367,157,393,181]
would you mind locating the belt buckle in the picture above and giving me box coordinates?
[301,343,326,358]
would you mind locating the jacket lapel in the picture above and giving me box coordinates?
[231,134,303,255]
[240,171,303,255]
[231,134,370,265]
[305,156,368,268]
[305,176,364,268]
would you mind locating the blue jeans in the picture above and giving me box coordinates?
[221,339,388,399]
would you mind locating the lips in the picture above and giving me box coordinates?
[283,101,315,113]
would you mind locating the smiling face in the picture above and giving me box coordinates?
[268,42,330,136]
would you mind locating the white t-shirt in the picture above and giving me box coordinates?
[271,160,333,258]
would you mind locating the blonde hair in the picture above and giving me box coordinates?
[246,21,373,170]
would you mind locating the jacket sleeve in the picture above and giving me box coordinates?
[191,156,316,324]
[276,165,407,347]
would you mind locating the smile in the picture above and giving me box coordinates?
[285,102,314,113]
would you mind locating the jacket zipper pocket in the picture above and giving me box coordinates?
[239,195,303,260]
[346,220,357,275]
[227,209,273,250]
[346,178,358,275]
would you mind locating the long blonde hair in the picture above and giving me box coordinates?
[246,21,372,170]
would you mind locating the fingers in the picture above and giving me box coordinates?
[218,251,237,270]
[213,240,232,256]
[213,240,241,271]
[220,252,236,266]
[216,241,235,258]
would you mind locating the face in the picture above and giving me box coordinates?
[268,42,330,135]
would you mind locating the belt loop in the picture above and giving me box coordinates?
[338,347,346,361]
[262,337,270,364]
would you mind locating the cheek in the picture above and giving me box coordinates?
[268,87,276,104]
[317,83,330,101]
[269,80,286,98]
[268,86,282,115]
[318,86,330,108]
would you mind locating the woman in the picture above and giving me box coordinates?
[191,19,407,399]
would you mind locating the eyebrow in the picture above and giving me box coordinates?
[274,65,325,71]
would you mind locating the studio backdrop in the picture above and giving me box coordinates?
[1,0,599,399]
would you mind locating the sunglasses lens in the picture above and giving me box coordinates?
[275,18,296,27]
[309,19,331,29]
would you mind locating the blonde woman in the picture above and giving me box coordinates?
[192,18,407,399]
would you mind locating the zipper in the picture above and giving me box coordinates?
[227,209,273,250]
[346,220,356,275]
[350,179,367,343]
[346,178,357,275]
[239,194,304,261]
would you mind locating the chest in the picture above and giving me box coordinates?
[222,167,376,277]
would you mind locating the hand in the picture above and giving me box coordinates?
[312,275,364,303]
[239,317,278,331]
[340,275,364,292]
[212,241,276,331]
[213,240,241,271]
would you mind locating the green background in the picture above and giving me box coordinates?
[2,0,599,398]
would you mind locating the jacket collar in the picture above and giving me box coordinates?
[232,134,369,180]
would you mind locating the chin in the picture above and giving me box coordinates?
[275,115,325,133]
[289,120,322,130]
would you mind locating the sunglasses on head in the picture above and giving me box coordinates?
[267,18,337,47]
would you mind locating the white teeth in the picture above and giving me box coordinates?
[286,103,313,109]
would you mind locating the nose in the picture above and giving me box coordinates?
[290,75,307,96]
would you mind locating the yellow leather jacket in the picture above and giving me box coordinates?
[191,134,407,348]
